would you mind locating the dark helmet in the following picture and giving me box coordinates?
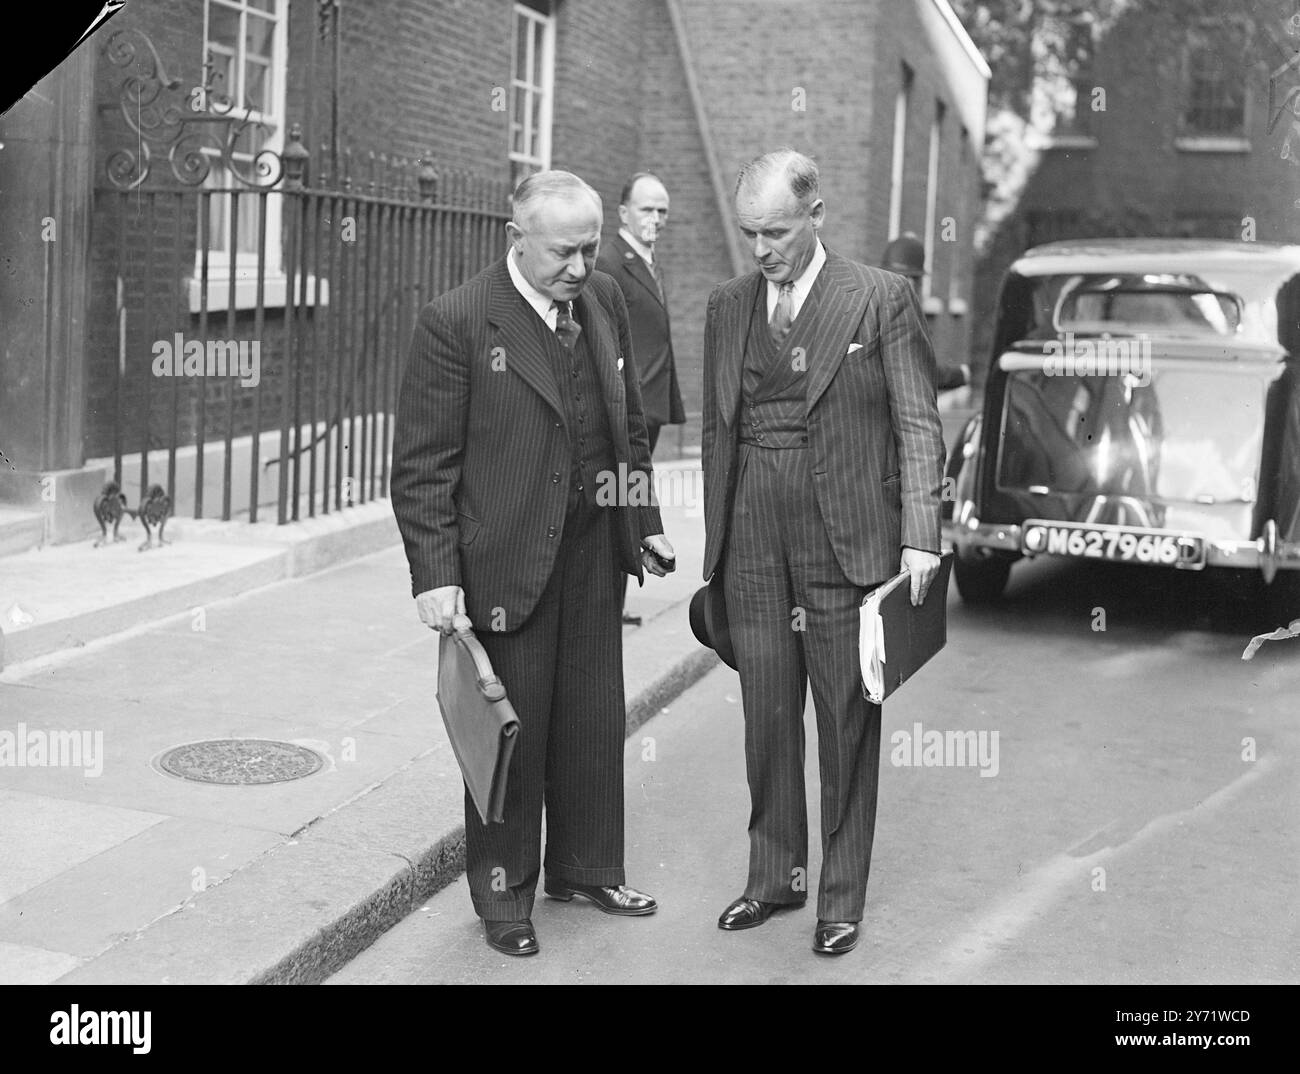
[881,232,926,279]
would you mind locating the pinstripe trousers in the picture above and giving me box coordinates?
[467,505,626,921]
[724,442,884,922]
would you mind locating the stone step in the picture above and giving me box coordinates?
[0,507,44,558]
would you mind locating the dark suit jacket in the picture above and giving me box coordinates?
[595,233,686,428]
[701,250,945,585]
[391,256,664,629]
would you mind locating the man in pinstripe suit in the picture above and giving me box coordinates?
[391,171,675,958]
[702,149,945,955]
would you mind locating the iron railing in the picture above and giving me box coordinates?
[93,26,511,524]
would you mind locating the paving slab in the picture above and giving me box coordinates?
[0,500,401,668]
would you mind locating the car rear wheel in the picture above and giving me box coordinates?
[954,547,1012,603]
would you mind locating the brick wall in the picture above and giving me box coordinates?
[669,0,982,391]
[324,0,509,177]
[675,0,879,266]
[633,1,735,443]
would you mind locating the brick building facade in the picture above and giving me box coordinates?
[0,0,987,538]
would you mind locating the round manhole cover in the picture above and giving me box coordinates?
[156,739,324,785]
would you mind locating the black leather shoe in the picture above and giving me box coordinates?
[812,920,859,955]
[483,918,539,956]
[717,896,804,930]
[544,879,657,916]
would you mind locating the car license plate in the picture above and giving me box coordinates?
[1021,520,1206,569]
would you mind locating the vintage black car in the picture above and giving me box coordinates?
[944,239,1300,623]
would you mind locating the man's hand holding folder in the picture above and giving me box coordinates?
[900,546,942,606]
[859,551,954,704]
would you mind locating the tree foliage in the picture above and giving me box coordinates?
[948,0,1295,251]
[950,0,1288,114]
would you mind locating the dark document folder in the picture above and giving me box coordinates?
[436,621,519,825]
[859,551,954,703]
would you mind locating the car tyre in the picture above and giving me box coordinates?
[954,547,1012,603]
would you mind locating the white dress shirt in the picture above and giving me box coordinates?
[618,227,655,269]
[765,239,827,322]
[507,247,561,329]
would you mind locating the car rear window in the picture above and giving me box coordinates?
[1000,273,1246,344]
[1055,278,1241,336]
[996,365,1265,506]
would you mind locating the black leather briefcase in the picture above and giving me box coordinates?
[436,618,519,825]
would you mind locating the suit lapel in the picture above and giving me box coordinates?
[574,287,628,454]
[715,272,763,428]
[487,259,566,424]
[614,235,665,310]
[804,251,873,415]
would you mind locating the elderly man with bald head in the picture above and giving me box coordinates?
[701,149,945,955]
[392,170,675,957]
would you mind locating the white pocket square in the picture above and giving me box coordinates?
[846,343,863,355]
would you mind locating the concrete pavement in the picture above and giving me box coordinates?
[0,458,715,984]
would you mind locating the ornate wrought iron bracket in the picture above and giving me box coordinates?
[1269,51,1300,166]
[102,27,287,190]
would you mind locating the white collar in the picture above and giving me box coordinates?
[507,247,562,328]
[619,227,655,266]
[765,240,827,319]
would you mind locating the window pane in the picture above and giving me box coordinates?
[209,4,240,51]
[205,181,228,254]
[233,122,269,161]
[999,368,1264,506]
[508,6,551,170]
[208,47,235,104]
[245,12,274,60]
[248,0,276,12]
[511,87,529,156]
[1186,41,1244,134]
[245,57,270,113]
[204,168,265,257]
[237,191,262,255]
[515,14,529,80]
[527,19,542,86]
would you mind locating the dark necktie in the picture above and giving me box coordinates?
[769,282,795,343]
[553,301,581,351]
